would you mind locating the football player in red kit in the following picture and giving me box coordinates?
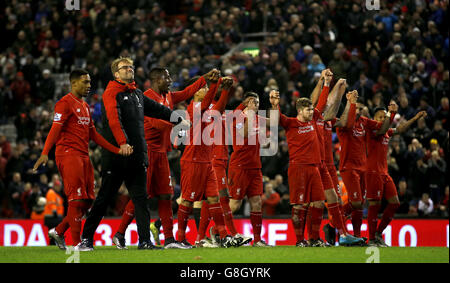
[176,75,237,248]
[112,68,218,249]
[366,103,427,246]
[308,72,365,246]
[195,80,252,248]
[336,93,392,238]
[33,69,127,249]
[227,90,280,247]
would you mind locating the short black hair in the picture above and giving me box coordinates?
[149,67,168,82]
[373,106,386,114]
[244,92,258,100]
[69,69,89,83]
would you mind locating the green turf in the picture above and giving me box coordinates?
[0,246,448,263]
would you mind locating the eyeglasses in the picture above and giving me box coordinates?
[118,65,135,71]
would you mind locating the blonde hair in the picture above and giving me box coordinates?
[110,57,134,75]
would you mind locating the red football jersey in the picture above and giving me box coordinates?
[366,128,394,175]
[229,111,262,169]
[209,102,229,161]
[280,109,322,165]
[336,116,381,171]
[315,114,326,162]
[324,118,337,165]
[181,81,229,163]
[143,77,206,153]
[52,93,94,156]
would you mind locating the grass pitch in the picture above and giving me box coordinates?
[0,246,448,263]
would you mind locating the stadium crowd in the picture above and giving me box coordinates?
[0,0,448,221]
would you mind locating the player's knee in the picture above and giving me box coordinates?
[229,199,242,212]
[207,196,219,204]
[249,196,262,211]
[368,199,382,206]
[324,189,338,204]
[388,196,400,205]
[311,200,325,208]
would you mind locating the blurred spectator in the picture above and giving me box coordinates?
[0,134,12,160]
[426,150,447,205]
[30,197,46,220]
[8,172,25,217]
[38,69,56,103]
[9,71,31,105]
[261,182,280,216]
[43,179,64,244]
[430,120,447,146]
[397,179,416,215]
[418,193,434,217]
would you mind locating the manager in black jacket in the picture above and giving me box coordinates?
[79,57,188,250]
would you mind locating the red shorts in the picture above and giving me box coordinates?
[288,163,325,205]
[213,159,228,192]
[326,164,341,197]
[319,163,335,192]
[56,154,95,201]
[340,169,366,203]
[228,167,263,200]
[181,161,218,202]
[366,173,398,201]
[147,150,173,198]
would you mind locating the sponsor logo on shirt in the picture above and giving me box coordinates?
[77,116,90,125]
[297,125,314,134]
[353,124,365,137]
[54,113,62,121]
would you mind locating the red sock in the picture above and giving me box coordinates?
[55,217,70,236]
[250,211,262,243]
[339,203,349,233]
[176,204,192,242]
[367,203,381,240]
[158,199,174,240]
[377,203,399,234]
[342,202,353,218]
[220,195,237,236]
[209,202,227,239]
[327,203,345,235]
[351,209,363,237]
[291,207,307,243]
[306,206,313,240]
[117,200,135,235]
[310,207,323,240]
[67,201,91,246]
[196,202,210,241]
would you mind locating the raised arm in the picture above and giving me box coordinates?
[310,69,328,106]
[375,100,398,136]
[323,78,347,121]
[336,90,357,128]
[395,111,427,134]
[315,70,333,113]
[171,69,220,104]
[212,77,233,113]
